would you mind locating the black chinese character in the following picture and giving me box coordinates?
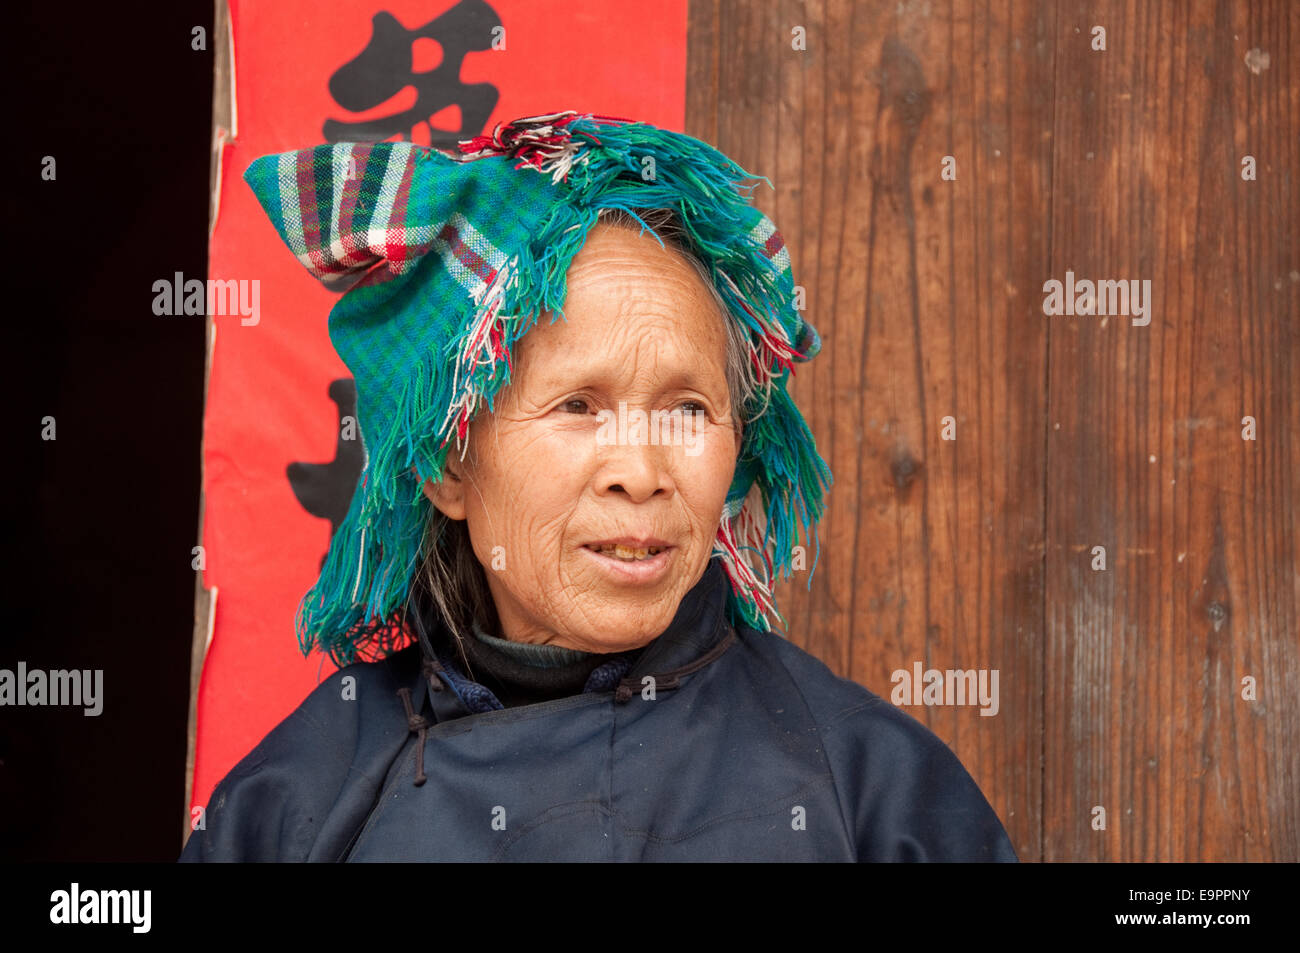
[324,0,501,147]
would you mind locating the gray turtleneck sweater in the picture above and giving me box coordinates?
[443,618,641,707]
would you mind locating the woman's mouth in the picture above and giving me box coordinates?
[584,543,665,562]
[580,542,674,583]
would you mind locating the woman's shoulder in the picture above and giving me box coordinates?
[733,624,1013,863]
[729,624,1016,860]
[234,642,424,765]
[180,643,426,862]
[730,622,974,759]
[728,623,894,722]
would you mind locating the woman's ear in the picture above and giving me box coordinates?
[420,460,468,521]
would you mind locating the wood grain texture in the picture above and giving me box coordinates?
[687,0,1297,862]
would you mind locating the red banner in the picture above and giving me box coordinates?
[194,0,686,812]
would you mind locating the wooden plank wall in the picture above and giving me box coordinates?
[687,0,1297,862]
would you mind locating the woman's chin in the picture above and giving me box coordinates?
[553,597,682,653]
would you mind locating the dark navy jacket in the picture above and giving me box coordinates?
[180,560,1018,862]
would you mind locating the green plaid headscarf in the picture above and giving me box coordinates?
[243,111,832,665]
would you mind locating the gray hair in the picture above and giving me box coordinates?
[408,207,760,657]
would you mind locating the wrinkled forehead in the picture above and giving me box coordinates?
[510,227,731,387]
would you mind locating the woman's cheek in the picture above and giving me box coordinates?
[487,419,589,485]
[687,425,739,491]
[537,418,603,456]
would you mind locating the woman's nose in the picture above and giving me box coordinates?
[594,444,675,503]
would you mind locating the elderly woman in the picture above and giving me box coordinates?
[181,112,1016,862]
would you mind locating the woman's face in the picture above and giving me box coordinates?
[422,223,742,652]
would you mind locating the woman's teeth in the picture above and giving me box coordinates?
[589,544,663,561]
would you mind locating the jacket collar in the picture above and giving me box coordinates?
[409,556,737,719]
[615,557,736,700]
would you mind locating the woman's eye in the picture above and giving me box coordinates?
[557,398,707,416]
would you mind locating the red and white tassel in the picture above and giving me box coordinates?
[714,504,778,626]
[439,259,518,459]
[716,270,800,380]
[457,111,592,185]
